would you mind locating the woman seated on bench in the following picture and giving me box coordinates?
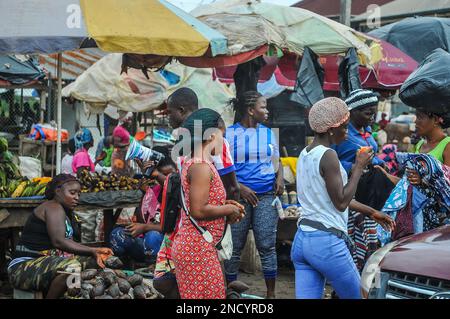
[8,174,113,299]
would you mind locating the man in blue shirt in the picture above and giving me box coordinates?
[333,89,385,173]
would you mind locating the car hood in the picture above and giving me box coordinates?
[380,225,450,281]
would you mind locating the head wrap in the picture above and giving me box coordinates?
[345,89,379,111]
[74,128,93,150]
[45,174,79,200]
[113,125,131,146]
[181,108,223,147]
[309,97,350,133]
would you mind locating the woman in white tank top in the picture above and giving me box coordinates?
[291,97,395,299]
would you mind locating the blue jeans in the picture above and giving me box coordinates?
[291,228,361,299]
[224,193,279,282]
[110,227,164,262]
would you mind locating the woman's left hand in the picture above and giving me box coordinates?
[371,211,396,232]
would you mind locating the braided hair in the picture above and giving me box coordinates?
[230,91,263,124]
[45,174,79,200]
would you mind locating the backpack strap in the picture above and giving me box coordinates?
[177,157,214,243]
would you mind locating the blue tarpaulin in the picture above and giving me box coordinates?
[0,55,45,85]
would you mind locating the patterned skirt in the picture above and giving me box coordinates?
[8,255,94,293]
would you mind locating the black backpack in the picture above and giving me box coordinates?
[159,173,182,233]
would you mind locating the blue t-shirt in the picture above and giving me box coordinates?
[332,122,384,174]
[226,123,279,194]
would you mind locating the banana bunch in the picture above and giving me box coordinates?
[0,137,22,191]
[0,178,50,198]
[0,162,21,186]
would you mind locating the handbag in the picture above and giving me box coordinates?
[216,223,233,261]
[177,158,233,261]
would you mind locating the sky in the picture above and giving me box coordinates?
[167,0,300,12]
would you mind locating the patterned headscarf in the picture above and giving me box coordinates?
[308,97,350,133]
[74,128,93,150]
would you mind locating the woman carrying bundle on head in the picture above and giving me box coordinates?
[406,110,450,185]
[8,174,113,299]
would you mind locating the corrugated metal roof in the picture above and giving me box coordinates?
[354,0,450,21]
[39,48,105,80]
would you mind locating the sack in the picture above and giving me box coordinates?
[18,156,41,179]
[29,123,69,142]
[159,173,182,233]
[216,223,233,261]
[399,48,450,114]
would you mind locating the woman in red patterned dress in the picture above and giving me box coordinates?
[172,108,245,299]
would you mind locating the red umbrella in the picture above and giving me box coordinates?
[213,39,418,92]
[321,39,418,91]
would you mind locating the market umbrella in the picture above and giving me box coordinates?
[321,39,418,91]
[0,0,228,57]
[369,17,450,63]
[0,0,228,174]
[214,39,418,92]
[189,0,382,67]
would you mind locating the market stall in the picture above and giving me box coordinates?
[0,137,146,266]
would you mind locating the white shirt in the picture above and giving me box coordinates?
[296,145,348,233]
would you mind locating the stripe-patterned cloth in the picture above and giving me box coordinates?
[347,211,378,272]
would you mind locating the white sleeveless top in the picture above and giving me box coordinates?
[296,145,348,233]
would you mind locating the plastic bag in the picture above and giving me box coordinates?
[399,48,450,114]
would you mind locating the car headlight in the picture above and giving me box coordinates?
[360,242,397,298]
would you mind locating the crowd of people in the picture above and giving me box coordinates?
[6,86,450,299]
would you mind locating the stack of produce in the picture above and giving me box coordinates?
[67,256,161,299]
[0,177,52,198]
[0,138,53,198]
[0,138,22,195]
[78,171,140,193]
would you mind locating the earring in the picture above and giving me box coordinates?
[330,132,334,136]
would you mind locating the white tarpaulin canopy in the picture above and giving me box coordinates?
[191,0,382,66]
[62,54,236,125]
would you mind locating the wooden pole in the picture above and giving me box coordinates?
[56,53,62,175]
[39,90,45,124]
